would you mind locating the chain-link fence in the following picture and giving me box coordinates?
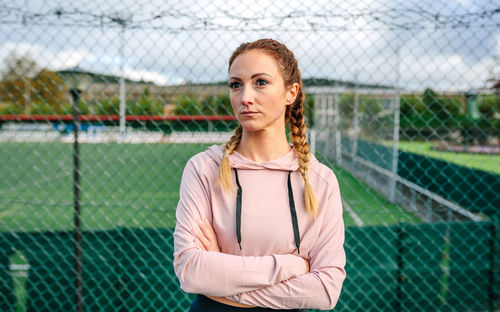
[0,1,499,311]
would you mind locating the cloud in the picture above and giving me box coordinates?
[122,67,184,85]
[0,42,89,71]
[49,50,88,70]
[0,0,498,91]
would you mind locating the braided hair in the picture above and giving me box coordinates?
[218,39,318,218]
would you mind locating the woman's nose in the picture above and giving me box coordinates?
[241,86,254,105]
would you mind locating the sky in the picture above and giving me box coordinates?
[0,0,499,91]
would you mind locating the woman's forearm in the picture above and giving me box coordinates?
[206,296,255,308]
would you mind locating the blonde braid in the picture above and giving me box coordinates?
[217,126,243,191]
[289,93,318,218]
[228,39,317,216]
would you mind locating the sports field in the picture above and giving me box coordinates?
[0,142,418,232]
[395,141,500,175]
[2,141,418,311]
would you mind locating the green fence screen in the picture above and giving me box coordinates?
[1,221,498,311]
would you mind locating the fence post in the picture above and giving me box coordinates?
[70,88,83,312]
[390,44,401,203]
[352,85,359,166]
[490,217,498,312]
[396,221,405,312]
[334,93,342,166]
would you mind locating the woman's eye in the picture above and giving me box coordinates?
[228,82,241,89]
[256,78,269,86]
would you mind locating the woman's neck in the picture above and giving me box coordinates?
[237,128,291,163]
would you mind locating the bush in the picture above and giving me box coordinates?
[0,102,24,115]
[95,97,121,115]
[304,93,314,127]
[128,87,164,115]
[30,101,57,114]
[60,100,90,115]
[478,94,500,119]
[173,95,201,115]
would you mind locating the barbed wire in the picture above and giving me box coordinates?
[1,3,499,31]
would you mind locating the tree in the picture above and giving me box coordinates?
[478,94,500,119]
[400,94,424,118]
[303,93,315,127]
[339,93,354,121]
[95,97,121,115]
[422,87,445,125]
[440,95,463,125]
[200,94,232,115]
[360,95,382,119]
[0,51,40,114]
[0,51,69,114]
[214,94,232,115]
[129,87,163,115]
[1,50,38,81]
[173,95,201,115]
[31,69,67,112]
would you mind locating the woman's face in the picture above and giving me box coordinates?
[228,50,298,133]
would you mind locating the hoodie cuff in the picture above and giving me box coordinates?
[273,253,308,282]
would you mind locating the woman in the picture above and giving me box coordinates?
[173,39,346,311]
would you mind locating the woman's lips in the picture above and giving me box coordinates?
[241,111,258,116]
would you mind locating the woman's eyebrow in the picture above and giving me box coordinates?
[251,73,272,78]
[229,73,273,80]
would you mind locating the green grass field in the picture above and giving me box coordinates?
[395,141,500,175]
[1,141,418,311]
[0,142,418,233]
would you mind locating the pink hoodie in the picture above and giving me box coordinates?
[173,145,346,310]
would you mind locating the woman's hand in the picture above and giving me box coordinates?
[192,218,221,252]
[193,218,310,274]
[192,218,309,308]
[193,219,255,307]
[304,258,310,274]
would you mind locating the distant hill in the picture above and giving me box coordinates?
[190,77,393,89]
[302,77,393,89]
[56,68,154,85]
[57,68,392,90]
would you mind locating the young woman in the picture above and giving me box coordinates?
[173,39,346,311]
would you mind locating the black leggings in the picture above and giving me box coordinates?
[189,295,307,312]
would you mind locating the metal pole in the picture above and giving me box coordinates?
[489,217,497,312]
[334,93,342,166]
[396,221,405,312]
[353,83,360,165]
[322,94,330,158]
[119,25,126,138]
[390,45,401,203]
[24,78,31,115]
[70,88,83,312]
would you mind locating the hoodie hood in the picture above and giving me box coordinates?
[205,144,318,171]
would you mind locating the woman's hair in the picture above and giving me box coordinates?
[218,38,318,218]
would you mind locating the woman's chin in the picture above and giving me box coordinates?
[239,120,264,133]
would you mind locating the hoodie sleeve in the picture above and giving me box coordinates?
[173,158,308,297]
[225,172,346,310]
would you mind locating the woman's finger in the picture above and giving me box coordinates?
[192,227,210,249]
[199,219,217,242]
[196,219,220,252]
[193,235,205,250]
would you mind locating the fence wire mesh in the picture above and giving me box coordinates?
[0,1,499,311]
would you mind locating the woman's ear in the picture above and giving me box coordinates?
[285,83,300,106]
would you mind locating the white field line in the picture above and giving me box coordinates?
[0,130,233,144]
[343,200,364,226]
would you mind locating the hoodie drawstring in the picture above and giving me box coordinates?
[233,168,301,254]
[233,168,243,250]
[287,170,301,254]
